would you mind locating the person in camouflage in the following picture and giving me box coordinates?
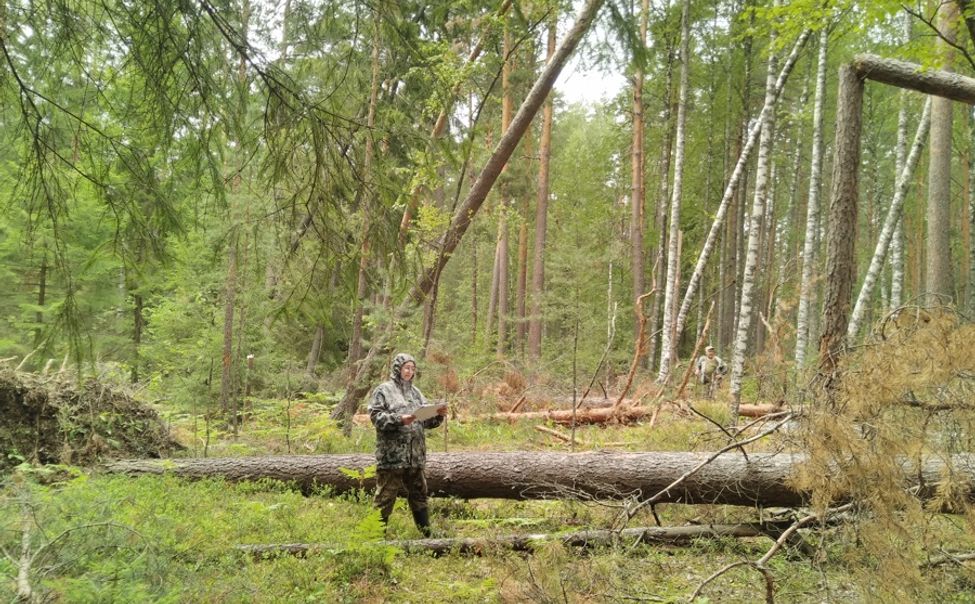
[368,352,446,537]
[694,345,727,385]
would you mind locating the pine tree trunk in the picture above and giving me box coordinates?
[490,25,514,357]
[818,65,863,386]
[220,0,250,422]
[926,3,958,304]
[656,0,691,382]
[528,18,557,361]
[348,9,382,364]
[848,100,931,339]
[729,30,779,416]
[106,451,975,509]
[630,0,650,361]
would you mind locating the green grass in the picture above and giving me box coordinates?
[1,394,972,603]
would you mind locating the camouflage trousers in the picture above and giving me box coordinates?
[373,467,429,524]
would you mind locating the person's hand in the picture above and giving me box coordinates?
[436,404,448,417]
[402,414,416,425]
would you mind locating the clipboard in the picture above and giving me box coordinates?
[413,403,446,421]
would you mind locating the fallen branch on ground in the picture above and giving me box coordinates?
[237,520,804,559]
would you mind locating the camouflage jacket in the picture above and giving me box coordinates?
[368,379,443,469]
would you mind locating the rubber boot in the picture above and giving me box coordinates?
[411,507,432,538]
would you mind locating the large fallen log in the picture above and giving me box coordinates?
[104,451,975,508]
[237,521,799,558]
[352,402,781,425]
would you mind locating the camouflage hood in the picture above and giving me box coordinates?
[390,353,417,386]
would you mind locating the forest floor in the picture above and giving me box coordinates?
[1,383,974,603]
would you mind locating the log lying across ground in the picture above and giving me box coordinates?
[238,521,800,558]
[105,451,975,508]
[352,402,781,425]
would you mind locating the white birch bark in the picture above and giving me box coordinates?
[729,34,779,409]
[794,28,828,371]
[656,0,692,382]
[671,29,811,356]
[847,99,932,339]
[890,12,912,310]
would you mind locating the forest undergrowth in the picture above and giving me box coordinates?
[2,314,975,602]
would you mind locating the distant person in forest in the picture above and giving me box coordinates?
[694,346,727,391]
[368,352,447,537]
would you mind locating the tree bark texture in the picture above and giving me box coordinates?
[926,3,958,303]
[528,18,556,361]
[889,13,912,311]
[629,0,648,359]
[818,65,862,383]
[850,53,975,105]
[106,451,975,509]
[794,28,828,372]
[847,99,931,339]
[657,0,692,382]
[729,27,779,413]
[671,30,810,359]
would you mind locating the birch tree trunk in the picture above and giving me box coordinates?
[647,24,677,373]
[729,30,779,417]
[795,28,828,371]
[656,0,692,382]
[671,29,811,359]
[848,100,932,339]
[926,3,958,304]
[528,17,557,361]
[890,14,911,311]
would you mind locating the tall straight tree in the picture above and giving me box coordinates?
[890,12,912,310]
[219,0,252,425]
[730,17,780,416]
[656,0,691,382]
[927,2,958,303]
[794,27,828,371]
[630,0,650,360]
[646,4,677,373]
[487,23,514,355]
[348,4,383,364]
[528,15,557,361]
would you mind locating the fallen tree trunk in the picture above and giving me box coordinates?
[105,451,975,508]
[237,521,799,558]
[352,402,782,425]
